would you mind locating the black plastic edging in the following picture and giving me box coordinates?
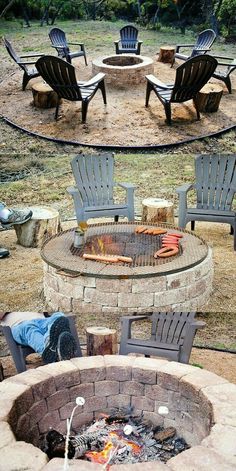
[193,344,236,354]
[1,115,236,152]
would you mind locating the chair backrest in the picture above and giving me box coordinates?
[3,37,23,69]
[191,29,216,56]
[171,54,217,103]
[151,312,196,346]
[120,25,138,45]
[36,55,82,101]
[49,27,68,49]
[71,153,115,207]
[195,154,236,211]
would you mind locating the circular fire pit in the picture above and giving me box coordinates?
[41,222,213,314]
[92,54,154,85]
[1,356,235,469]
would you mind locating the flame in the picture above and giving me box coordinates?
[85,430,142,464]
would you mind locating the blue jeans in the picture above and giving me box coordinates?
[11,312,65,354]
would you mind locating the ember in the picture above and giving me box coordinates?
[44,408,190,466]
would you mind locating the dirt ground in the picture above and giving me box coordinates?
[0,58,235,147]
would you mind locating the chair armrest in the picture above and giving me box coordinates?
[67,186,79,195]
[210,54,234,61]
[20,53,44,58]
[146,74,173,89]
[176,183,194,194]
[138,41,143,45]
[118,182,137,190]
[176,43,195,53]
[121,315,150,324]
[114,40,119,45]
[68,42,84,46]
[51,45,65,49]
[190,320,206,329]
[18,60,38,65]
[80,73,105,88]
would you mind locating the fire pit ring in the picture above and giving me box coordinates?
[1,356,235,469]
[92,54,154,85]
[41,222,213,315]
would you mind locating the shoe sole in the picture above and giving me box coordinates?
[1,212,33,229]
[57,331,76,361]
[42,316,71,364]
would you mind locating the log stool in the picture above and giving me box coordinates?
[14,206,61,248]
[32,82,59,108]
[86,327,117,356]
[158,46,175,64]
[142,198,174,225]
[195,83,223,112]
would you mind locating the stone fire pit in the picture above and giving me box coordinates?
[41,223,213,314]
[92,55,154,86]
[0,356,235,470]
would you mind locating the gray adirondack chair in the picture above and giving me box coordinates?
[67,153,136,223]
[119,312,205,364]
[171,29,216,66]
[211,55,236,93]
[0,313,82,373]
[3,37,43,90]
[176,154,236,250]
[145,54,218,125]
[49,27,88,66]
[114,25,142,55]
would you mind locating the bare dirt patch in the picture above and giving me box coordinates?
[0,58,235,148]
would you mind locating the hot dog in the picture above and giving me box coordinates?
[83,254,119,263]
[117,256,133,263]
[154,245,179,258]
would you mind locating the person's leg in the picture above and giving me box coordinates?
[42,313,76,363]
[0,202,32,228]
[11,318,47,354]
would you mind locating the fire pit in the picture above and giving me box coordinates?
[92,55,154,86]
[1,356,235,469]
[41,222,213,314]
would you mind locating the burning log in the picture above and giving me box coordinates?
[43,429,107,460]
[154,426,176,442]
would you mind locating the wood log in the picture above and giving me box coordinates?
[32,82,59,109]
[86,326,117,356]
[154,427,176,442]
[142,198,174,225]
[195,83,223,112]
[14,206,62,248]
[158,46,175,64]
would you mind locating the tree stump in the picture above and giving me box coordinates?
[158,46,175,64]
[195,83,223,112]
[86,327,117,356]
[142,198,174,225]
[32,82,59,108]
[14,206,62,248]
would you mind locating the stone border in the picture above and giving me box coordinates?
[92,55,154,85]
[0,356,235,470]
[42,248,213,314]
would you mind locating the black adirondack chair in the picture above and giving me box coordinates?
[171,29,216,66]
[211,55,236,93]
[119,312,205,364]
[0,313,82,373]
[67,153,136,223]
[114,25,142,55]
[145,54,218,125]
[3,37,43,90]
[49,27,87,65]
[176,154,236,250]
[35,56,106,123]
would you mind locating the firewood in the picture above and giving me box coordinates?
[154,426,176,442]
[86,326,117,356]
[32,82,59,108]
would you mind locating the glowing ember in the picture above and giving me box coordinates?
[85,430,142,464]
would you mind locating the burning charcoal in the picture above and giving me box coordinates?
[154,427,176,442]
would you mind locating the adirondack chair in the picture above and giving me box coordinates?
[49,27,87,65]
[211,55,236,93]
[67,153,136,223]
[114,25,142,55]
[35,56,106,123]
[171,29,216,66]
[3,37,43,90]
[119,312,205,364]
[176,154,236,250]
[145,54,218,125]
[0,313,82,373]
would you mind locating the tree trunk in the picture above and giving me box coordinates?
[142,198,174,225]
[86,327,117,356]
[14,206,62,248]
[158,46,175,64]
[32,82,59,109]
[195,83,223,112]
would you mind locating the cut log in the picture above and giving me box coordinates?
[142,198,174,225]
[86,326,117,356]
[154,427,176,442]
[195,83,223,112]
[32,82,59,108]
[158,46,175,64]
[14,206,62,248]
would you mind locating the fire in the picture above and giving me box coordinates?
[85,430,142,464]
